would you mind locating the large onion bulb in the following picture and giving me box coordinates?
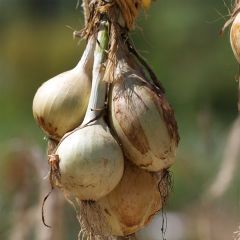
[55,119,124,200]
[109,57,179,172]
[94,160,162,236]
[32,37,95,140]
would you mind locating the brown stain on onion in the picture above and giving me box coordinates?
[150,87,180,145]
[113,88,150,155]
[104,208,111,216]
[36,115,60,140]
[113,196,144,232]
[119,213,140,229]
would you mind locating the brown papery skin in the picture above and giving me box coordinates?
[109,52,179,172]
[95,160,162,236]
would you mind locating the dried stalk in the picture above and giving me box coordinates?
[203,116,240,202]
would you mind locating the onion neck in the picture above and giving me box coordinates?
[75,36,96,73]
[82,21,109,125]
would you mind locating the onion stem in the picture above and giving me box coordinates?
[82,20,109,125]
[75,36,95,72]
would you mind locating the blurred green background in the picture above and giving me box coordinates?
[0,0,239,239]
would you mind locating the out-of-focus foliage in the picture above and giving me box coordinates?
[0,0,239,239]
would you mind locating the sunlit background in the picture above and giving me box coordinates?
[0,1,239,239]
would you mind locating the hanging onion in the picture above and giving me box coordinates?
[32,37,95,140]
[55,22,124,200]
[92,160,162,236]
[109,50,179,172]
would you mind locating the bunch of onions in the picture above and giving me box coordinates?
[32,36,95,140]
[54,22,124,200]
[32,0,179,238]
[109,45,179,172]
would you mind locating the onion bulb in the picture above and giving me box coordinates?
[95,160,162,236]
[32,37,95,140]
[109,55,179,172]
[56,119,124,200]
[230,12,240,63]
[55,22,124,200]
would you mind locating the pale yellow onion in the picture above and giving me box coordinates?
[109,58,179,172]
[56,22,124,200]
[56,119,124,200]
[32,37,95,140]
[95,160,162,236]
[230,12,240,63]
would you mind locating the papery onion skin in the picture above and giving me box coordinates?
[56,121,124,201]
[95,160,162,236]
[33,71,91,140]
[109,65,179,172]
[230,13,240,64]
[32,39,95,140]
